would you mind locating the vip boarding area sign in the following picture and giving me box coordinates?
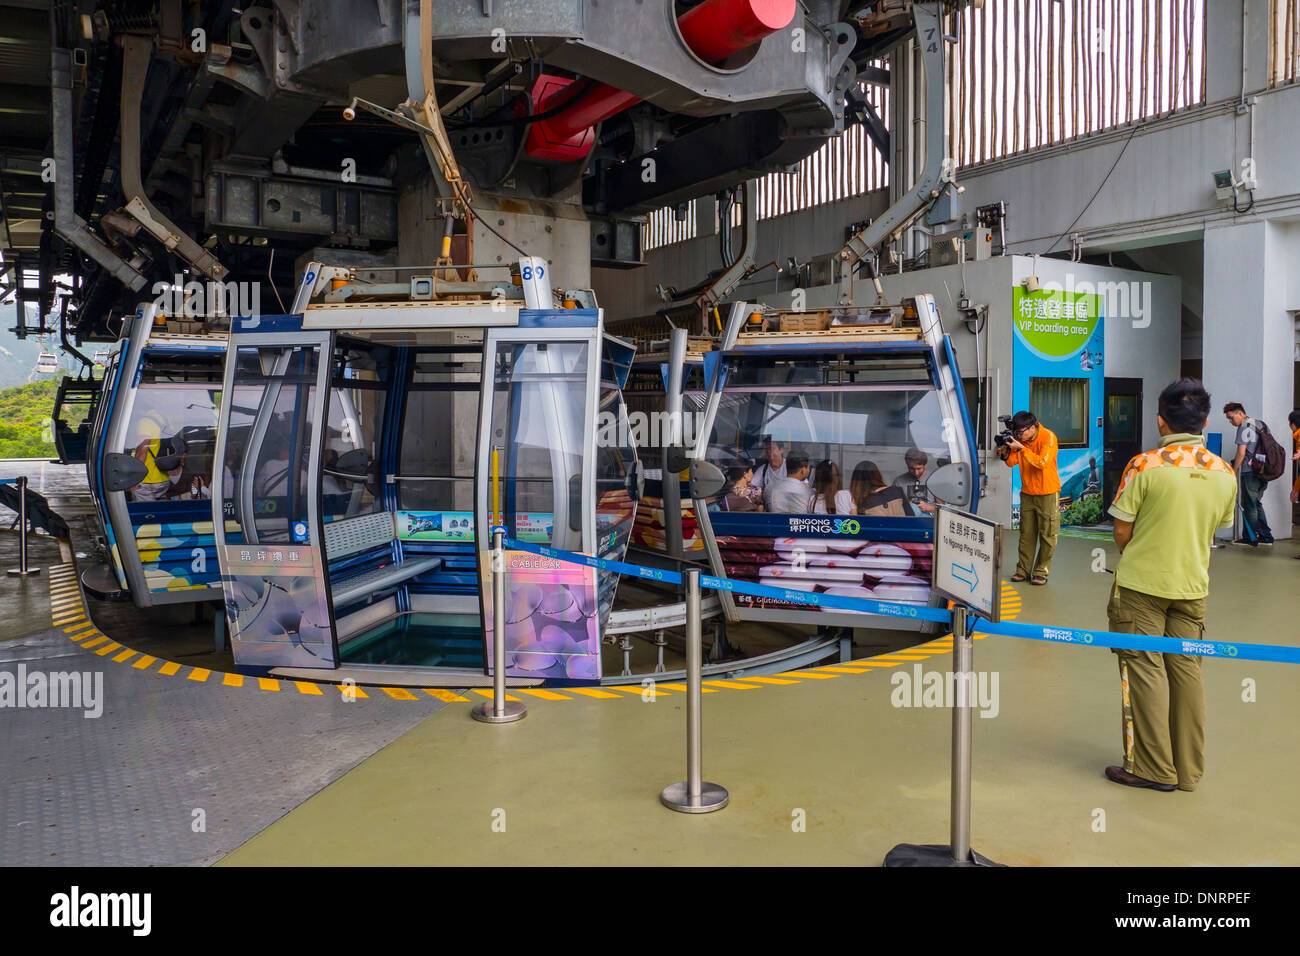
[931,506,1002,622]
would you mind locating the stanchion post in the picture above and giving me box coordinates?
[7,475,41,577]
[884,504,997,866]
[660,568,728,813]
[950,604,972,863]
[472,528,526,724]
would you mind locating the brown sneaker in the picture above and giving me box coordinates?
[1105,765,1176,792]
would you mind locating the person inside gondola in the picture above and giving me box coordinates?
[750,435,787,496]
[128,416,175,502]
[718,464,762,512]
[891,447,936,513]
[850,460,915,517]
[809,459,853,514]
[158,442,211,500]
[763,454,812,512]
[253,435,293,501]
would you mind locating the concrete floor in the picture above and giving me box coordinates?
[220,535,1300,866]
[0,539,449,866]
[6,465,1298,866]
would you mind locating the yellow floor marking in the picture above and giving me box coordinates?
[735,675,800,685]
[703,679,760,689]
[470,688,521,702]
[564,687,622,699]
[774,670,837,679]
[606,685,672,697]
[295,681,324,696]
[257,677,280,691]
[809,666,873,675]
[188,667,210,682]
[94,642,122,656]
[50,597,84,610]
[48,589,80,599]
[132,655,157,670]
[518,688,573,700]
[52,615,86,626]
[79,634,108,649]
[340,685,369,699]
[111,649,136,663]
[424,688,468,702]
[158,661,181,676]
[381,687,418,700]
[64,621,96,634]
[656,682,718,693]
[222,673,244,687]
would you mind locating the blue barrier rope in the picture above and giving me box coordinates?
[973,617,1300,665]
[0,478,20,486]
[503,536,1300,666]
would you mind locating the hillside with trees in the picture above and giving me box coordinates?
[0,379,59,459]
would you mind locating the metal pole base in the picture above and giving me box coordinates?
[470,700,527,724]
[660,781,729,813]
[883,844,1002,867]
[7,567,41,577]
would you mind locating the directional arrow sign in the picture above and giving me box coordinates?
[932,506,1001,621]
[950,561,979,593]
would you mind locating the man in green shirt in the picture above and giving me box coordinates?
[1104,379,1237,793]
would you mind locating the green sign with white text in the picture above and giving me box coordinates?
[1012,287,1100,358]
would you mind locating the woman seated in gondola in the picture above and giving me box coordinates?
[809,459,853,515]
[849,460,915,517]
[718,463,763,512]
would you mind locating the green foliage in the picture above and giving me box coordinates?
[0,380,59,459]
[1061,493,1104,527]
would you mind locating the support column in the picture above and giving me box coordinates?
[1201,220,1298,540]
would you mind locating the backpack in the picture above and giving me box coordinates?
[1248,419,1288,482]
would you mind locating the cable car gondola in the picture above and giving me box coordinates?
[84,305,227,606]
[630,296,979,637]
[209,257,641,683]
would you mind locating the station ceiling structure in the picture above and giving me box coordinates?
[0,0,952,343]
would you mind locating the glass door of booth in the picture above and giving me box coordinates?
[212,330,335,670]
[475,326,602,682]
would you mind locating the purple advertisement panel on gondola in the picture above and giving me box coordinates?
[717,534,934,612]
[484,549,601,682]
[219,543,337,668]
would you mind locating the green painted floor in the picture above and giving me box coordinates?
[220,536,1300,866]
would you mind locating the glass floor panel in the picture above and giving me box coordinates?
[339,612,484,669]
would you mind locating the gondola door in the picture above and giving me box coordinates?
[212,326,336,670]
[475,322,603,682]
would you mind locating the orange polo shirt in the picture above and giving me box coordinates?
[1292,427,1300,496]
[1004,425,1062,496]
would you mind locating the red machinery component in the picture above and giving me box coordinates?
[523,0,796,162]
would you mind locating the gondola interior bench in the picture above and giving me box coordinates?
[324,511,442,608]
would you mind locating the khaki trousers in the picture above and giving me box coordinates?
[1016,492,1059,578]
[1107,585,1207,791]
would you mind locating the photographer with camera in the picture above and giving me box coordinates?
[997,410,1061,586]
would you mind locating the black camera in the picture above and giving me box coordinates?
[993,415,1016,451]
